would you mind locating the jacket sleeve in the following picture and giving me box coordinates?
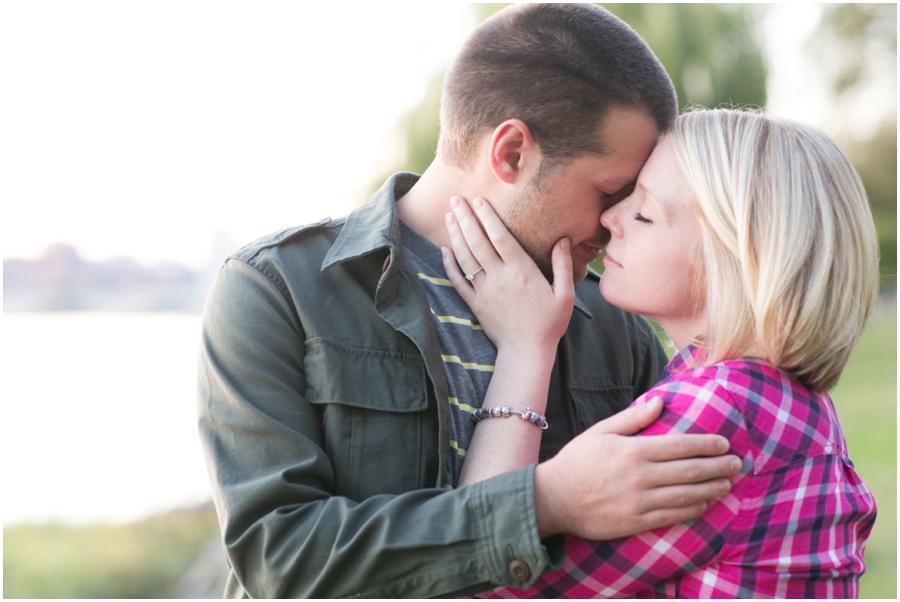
[197,258,562,598]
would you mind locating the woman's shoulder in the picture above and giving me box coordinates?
[642,357,846,474]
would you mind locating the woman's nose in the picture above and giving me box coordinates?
[600,204,622,236]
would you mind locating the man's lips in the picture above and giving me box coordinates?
[576,240,604,261]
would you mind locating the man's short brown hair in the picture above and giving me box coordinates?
[438,4,677,168]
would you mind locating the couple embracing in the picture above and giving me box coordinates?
[198,4,877,598]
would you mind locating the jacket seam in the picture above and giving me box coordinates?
[472,477,505,586]
[352,555,484,598]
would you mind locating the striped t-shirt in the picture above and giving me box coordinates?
[400,219,497,488]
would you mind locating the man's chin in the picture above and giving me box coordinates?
[532,247,588,284]
[572,263,589,284]
[544,261,589,285]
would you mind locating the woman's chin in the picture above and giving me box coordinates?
[599,279,650,320]
[598,276,624,306]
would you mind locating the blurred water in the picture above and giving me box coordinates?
[3,312,213,525]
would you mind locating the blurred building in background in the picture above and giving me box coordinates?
[3,231,236,312]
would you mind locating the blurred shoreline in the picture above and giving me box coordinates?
[6,242,898,315]
[3,236,235,313]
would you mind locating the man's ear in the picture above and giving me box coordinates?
[488,119,540,184]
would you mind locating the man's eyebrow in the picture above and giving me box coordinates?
[606,180,636,195]
[634,181,650,198]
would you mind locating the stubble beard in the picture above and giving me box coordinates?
[523,241,589,284]
[504,179,590,285]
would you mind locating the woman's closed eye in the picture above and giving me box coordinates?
[634,212,652,224]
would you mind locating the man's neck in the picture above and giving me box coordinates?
[395,158,488,250]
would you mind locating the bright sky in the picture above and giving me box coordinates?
[2,2,474,269]
[2,3,837,270]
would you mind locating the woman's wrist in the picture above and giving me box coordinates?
[494,342,558,369]
[492,347,556,413]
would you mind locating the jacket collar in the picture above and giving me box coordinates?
[321,173,418,272]
[321,172,595,318]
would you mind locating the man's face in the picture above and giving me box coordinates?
[500,107,660,282]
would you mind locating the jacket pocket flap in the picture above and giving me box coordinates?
[304,338,428,413]
[568,385,634,432]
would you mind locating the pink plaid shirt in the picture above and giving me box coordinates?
[479,346,876,598]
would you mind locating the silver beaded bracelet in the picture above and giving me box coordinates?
[472,405,549,430]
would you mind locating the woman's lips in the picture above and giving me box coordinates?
[603,252,623,269]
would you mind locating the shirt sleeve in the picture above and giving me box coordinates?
[477,372,751,599]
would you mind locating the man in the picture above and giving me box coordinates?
[198,4,740,598]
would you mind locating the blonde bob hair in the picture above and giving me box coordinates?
[668,108,880,392]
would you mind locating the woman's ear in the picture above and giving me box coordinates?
[488,119,540,184]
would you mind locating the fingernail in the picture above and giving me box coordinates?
[730,458,742,472]
[440,247,448,259]
[473,197,484,208]
[561,237,570,252]
[450,196,460,208]
[445,213,454,226]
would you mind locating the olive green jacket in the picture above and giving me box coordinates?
[197,173,667,598]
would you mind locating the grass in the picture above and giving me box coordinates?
[3,505,220,598]
[830,311,897,599]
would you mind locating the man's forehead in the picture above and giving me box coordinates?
[597,140,658,183]
[594,111,660,177]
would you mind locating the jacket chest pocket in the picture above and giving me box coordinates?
[304,338,435,499]
[568,384,635,433]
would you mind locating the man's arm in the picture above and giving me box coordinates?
[198,258,555,598]
[533,398,738,540]
[480,378,751,599]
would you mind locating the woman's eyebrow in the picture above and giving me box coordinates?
[637,181,669,216]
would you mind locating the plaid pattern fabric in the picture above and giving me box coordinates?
[479,346,876,598]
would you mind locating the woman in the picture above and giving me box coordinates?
[440,108,878,598]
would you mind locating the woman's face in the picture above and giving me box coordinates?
[599,138,706,349]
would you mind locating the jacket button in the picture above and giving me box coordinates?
[507,559,531,582]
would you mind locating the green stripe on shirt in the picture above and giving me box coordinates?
[417,273,452,286]
[431,308,483,330]
[442,355,495,372]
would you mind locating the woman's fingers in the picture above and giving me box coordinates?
[451,195,540,272]
[441,245,475,304]
[550,236,575,301]
[444,209,481,281]
[468,197,531,267]
[449,196,500,275]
